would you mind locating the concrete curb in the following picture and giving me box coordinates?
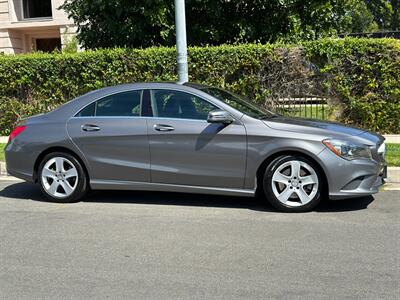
[0,162,6,176]
[387,167,400,183]
[0,161,8,176]
[1,161,399,183]
[385,135,400,144]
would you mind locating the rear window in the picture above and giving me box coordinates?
[75,90,142,117]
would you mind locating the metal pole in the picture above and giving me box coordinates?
[174,0,188,83]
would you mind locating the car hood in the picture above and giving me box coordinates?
[263,116,384,145]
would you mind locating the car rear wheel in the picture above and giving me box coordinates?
[263,155,322,212]
[38,152,88,203]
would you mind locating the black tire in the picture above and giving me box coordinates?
[38,152,88,203]
[263,155,323,212]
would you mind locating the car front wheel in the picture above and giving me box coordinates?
[263,155,323,212]
[38,152,88,203]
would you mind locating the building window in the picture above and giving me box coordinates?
[23,0,52,19]
[36,38,61,52]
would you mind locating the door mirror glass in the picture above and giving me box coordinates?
[207,110,234,124]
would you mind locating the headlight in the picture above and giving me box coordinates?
[377,143,386,159]
[322,139,372,160]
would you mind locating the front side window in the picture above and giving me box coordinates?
[151,90,218,120]
[75,90,142,117]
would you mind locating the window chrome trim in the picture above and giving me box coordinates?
[72,116,149,119]
[72,115,242,124]
[147,116,209,123]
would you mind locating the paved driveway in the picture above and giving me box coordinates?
[0,180,399,299]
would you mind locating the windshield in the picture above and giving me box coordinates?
[201,87,276,119]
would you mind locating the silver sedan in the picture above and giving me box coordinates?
[5,83,386,212]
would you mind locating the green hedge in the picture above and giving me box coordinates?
[0,37,399,135]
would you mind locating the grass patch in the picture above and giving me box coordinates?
[0,143,5,161]
[387,143,400,167]
[0,142,399,166]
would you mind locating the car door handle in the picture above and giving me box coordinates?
[81,124,100,132]
[153,124,175,132]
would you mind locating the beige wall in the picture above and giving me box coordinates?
[0,0,10,23]
[0,29,23,53]
[0,0,77,54]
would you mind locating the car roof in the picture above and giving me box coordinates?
[91,82,211,93]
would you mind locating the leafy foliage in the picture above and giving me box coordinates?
[0,38,399,134]
[60,0,399,49]
[366,0,399,30]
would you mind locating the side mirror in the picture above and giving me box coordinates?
[207,110,234,124]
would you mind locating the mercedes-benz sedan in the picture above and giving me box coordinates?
[5,83,387,212]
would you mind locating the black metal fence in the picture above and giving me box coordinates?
[267,96,329,120]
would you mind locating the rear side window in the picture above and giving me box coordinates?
[75,90,142,117]
[76,102,95,117]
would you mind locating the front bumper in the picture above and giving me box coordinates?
[318,148,386,200]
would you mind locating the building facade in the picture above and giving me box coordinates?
[0,0,77,54]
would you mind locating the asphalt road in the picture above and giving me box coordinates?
[0,180,399,299]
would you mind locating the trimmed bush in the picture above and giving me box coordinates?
[0,37,399,135]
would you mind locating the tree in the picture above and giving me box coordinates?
[60,0,394,49]
[60,0,175,49]
[364,0,399,31]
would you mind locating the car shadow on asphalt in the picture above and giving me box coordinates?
[0,181,375,213]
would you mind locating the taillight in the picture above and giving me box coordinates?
[8,125,27,142]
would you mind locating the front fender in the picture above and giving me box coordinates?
[244,136,326,189]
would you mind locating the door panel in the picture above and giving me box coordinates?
[147,118,247,188]
[67,117,150,182]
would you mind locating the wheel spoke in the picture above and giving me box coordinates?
[60,181,74,195]
[272,172,290,184]
[277,186,294,203]
[300,174,317,186]
[47,180,60,195]
[54,157,64,172]
[64,168,77,179]
[296,187,311,204]
[42,168,56,180]
[290,161,301,178]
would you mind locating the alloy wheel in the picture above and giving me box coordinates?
[271,160,319,207]
[41,157,79,199]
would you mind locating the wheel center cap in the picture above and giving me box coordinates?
[57,174,63,180]
[291,179,299,187]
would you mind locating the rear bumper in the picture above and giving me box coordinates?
[5,141,36,182]
[318,149,386,200]
[6,168,34,182]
